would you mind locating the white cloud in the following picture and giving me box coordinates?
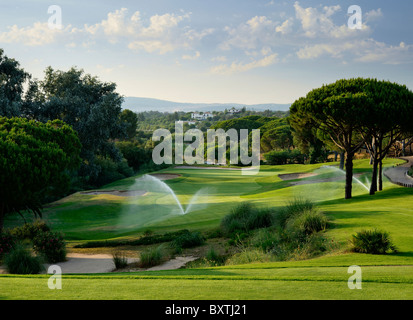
[210,53,278,75]
[293,2,370,39]
[182,51,201,60]
[221,16,278,50]
[84,8,209,54]
[365,8,383,23]
[297,39,413,65]
[275,18,294,34]
[0,22,72,46]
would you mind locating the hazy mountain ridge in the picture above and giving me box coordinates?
[122,97,291,113]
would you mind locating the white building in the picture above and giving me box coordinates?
[191,112,213,120]
[228,107,241,114]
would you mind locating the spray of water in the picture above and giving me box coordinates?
[184,187,213,214]
[321,165,369,191]
[139,174,185,215]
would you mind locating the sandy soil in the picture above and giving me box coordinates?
[174,166,241,170]
[278,172,318,181]
[0,253,197,274]
[148,173,181,180]
[279,172,364,186]
[80,190,147,197]
[79,173,181,197]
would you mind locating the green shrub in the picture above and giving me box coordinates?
[9,220,50,240]
[139,245,165,268]
[172,231,205,252]
[350,229,398,254]
[285,209,328,235]
[264,149,305,165]
[408,166,413,177]
[276,198,316,227]
[112,251,128,269]
[33,231,67,263]
[221,203,275,236]
[4,245,44,274]
[251,228,280,252]
[225,248,271,265]
[0,232,15,258]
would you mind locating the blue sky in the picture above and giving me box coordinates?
[0,0,412,104]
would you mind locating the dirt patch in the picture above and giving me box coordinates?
[174,166,241,170]
[278,172,318,181]
[80,190,147,197]
[0,253,197,274]
[148,173,181,180]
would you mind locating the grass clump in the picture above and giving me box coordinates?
[171,231,205,253]
[220,202,275,236]
[4,245,44,274]
[139,245,165,268]
[112,251,129,269]
[350,229,398,254]
[285,208,328,235]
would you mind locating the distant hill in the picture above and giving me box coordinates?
[122,97,291,113]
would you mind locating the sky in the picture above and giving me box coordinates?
[0,0,412,105]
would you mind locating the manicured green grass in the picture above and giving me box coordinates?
[3,158,413,300]
[1,265,413,299]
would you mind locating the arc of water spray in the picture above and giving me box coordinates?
[139,175,185,215]
[321,166,370,192]
[138,174,209,215]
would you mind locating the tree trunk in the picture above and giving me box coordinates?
[370,154,378,195]
[378,159,383,191]
[339,152,345,170]
[345,151,354,199]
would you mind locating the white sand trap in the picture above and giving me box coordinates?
[148,173,181,180]
[174,166,241,170]
[278,172,318,181]
[79,174,180,197]
[282,172,364,186]
[146,256,198,271]
[80,190,147,197]
[0,254,197,274]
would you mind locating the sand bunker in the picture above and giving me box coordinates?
[148,173,181,180]
[80,173,181,197]
[174,166,241,170]
[278,172,318,181]
[281,172,364,186]
[0,253,197,274]
[80,190,147,197]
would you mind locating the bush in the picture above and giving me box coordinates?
[225,248,271,265]
[139,245,165,268]
[32,231,67,263]
[9,220,50,240]
[221,203,275,236]
[112,251,128,269]
[276,198,316,227]
[172,231,205,252]
[251,228,280,252]
[4,245,44,274]
[350,229,398,254]
[0,232,15,258]
[285,209,328,235]
[264,149,305,165]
